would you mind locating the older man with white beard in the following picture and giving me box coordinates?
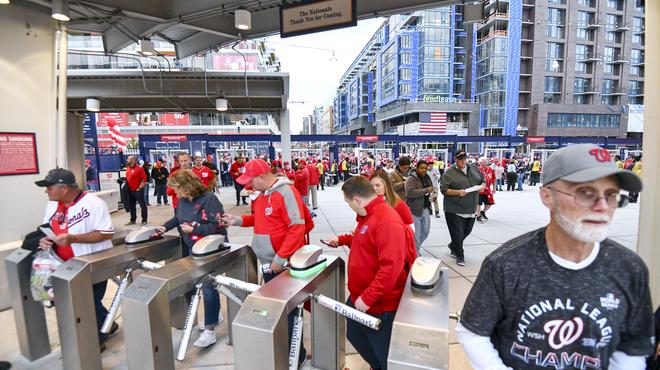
[456,144,654,370]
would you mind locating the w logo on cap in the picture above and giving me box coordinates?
[589,148,611,163]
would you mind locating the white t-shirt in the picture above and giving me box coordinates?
[43,192,114,257]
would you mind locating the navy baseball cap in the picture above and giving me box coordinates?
[541,144,642,192]
[35,168,76,187]
[454,149,467,159]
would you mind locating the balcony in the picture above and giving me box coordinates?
[477,30,508,44]
[614,24,631,32]
[574,88,598,95]
[522,19,534,25]
[631,58,645,66]
[479,12,510,29]
[576,54,601,63]
[521,37,533,43]
[611,57,628,64]
[586,23,603,30]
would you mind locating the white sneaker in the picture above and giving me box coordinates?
[193,330,217,347]
[198,312,224,331]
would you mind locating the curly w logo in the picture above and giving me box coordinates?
[589,148,612,163]
[543,317,584,350]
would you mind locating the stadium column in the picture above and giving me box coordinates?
[280,109,292,164]
[637,0,660,305]
[56,24,68,168]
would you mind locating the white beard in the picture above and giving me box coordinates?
[554,210,611,244]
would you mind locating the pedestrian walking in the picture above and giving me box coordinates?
[405,160,434,252]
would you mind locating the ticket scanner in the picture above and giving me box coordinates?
[5,229,127,362]
[121,243,257,370]
[387,257,449,369]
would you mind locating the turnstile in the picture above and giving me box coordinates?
[122,243,257,370]
[232,255,345,370]
[4,230,127,362]
[50,235,182,370]
[387,266,450,369]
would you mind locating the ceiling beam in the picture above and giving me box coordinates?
[102,19,170,53]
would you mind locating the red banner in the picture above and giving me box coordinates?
[160,135,188,142]
[0,133,39,175]
[98,113,129,126]
[526,136,545,143]
[158,113,189,126]
[356,135,379,143]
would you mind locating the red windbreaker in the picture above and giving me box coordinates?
[192,165,215,189]
[294,168,310,196]
[167,166,180,208]
[337,196,416,314]
[237,178,309,265]
[306,163,320,186]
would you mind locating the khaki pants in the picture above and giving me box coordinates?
[308,185,318,208]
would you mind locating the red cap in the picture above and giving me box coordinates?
[236,159,270,185]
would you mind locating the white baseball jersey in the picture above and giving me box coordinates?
[43,192,114,257]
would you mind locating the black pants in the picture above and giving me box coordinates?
[445,212,476,259]
[128,188,148,222]
[154,182,168,205]
[263,271,307,365]
[93,281,110,343]
[346,298,396,370]
[319,174,325,190]
[506,173,517,191]
[234,183,247,205]
[530,171,540,186]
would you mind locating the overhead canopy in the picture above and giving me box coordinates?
[67,70,289,112]
[31,0,459,59]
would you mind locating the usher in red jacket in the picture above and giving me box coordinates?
[338,195,416,314]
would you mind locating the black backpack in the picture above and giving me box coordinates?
[21,224,50,252]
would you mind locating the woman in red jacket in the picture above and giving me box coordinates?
[369,170,415,232]
[293,160,310,206]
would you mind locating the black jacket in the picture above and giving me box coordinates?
[151,167,169,185]
[163,192,227,249]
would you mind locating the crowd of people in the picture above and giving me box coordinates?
[34,144,656,370]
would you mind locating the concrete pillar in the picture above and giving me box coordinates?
[67,113,85,187]
[637,1,660,305]
[280,110,292,164]
[56,25,68,168]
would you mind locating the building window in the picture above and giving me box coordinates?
[631,49,643,65]
[577,0,595,6]
[573,94,591,104]
[545,42,564,72]
[400,52,411,65]
[548,113,620,128]
[547,8,566,38]
[607,0,622,11]
[634,0,644,13]
[630,65,642,77]
[400,68,412,80]
[548,0,566,3]
[400,34,412,49]
[399,83,411,96]
[544,76,562,103]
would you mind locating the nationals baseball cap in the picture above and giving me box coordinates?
[541,144,642,192]
[236,159,271,185]
[35,168,77,187]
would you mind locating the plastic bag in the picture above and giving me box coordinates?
[30,249,64,301]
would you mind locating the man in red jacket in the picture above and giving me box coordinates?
[125,155,148,225]
[327,176,415,370]
[229,156,248,206]
[192,154,216,191]
[283,161,295,180]
[222,158,310,366]
[306,160,321,210]
[167,152,191,210]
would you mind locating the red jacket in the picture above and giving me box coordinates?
[338,196,416,314]
[230,161,245,180]
[192,165,215,189]
[294,168,310,196]
[167,167,180,208]
[237,178,309,264]
[394,198,414,225]
[306,163,320,186]
[283,168,295,181]
[125,164,146,191]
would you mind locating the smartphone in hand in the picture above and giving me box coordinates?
[320,239,336,248]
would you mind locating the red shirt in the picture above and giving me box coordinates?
[49,192,88,260]
[337,196,416,314]
[230,161,246,180]
[306,163,320,185]
[125,164,146,191]
[294,168,310,196]
[394,198,414,225]
[192,165,215,189]
[167,167,180,208]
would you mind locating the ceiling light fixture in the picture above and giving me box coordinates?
[0,0,11,5]
[51,0,70,21]
[86,98,100,112]
[235,9,252,31]
[216,98,228,111]
[140,39,155,56]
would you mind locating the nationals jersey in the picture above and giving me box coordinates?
[43,191,114,257]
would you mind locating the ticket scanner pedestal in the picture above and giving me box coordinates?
[232,255,345,370]
[51,235,182,370]
[121,243,257,370]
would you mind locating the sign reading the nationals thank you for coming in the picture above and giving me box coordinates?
[280,0,357,38]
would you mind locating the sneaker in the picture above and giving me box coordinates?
[476,215,483,222]
[141,221,148,226]
[456,257,466,266]
[480,211,488,220]
[193,330,217,348]
[156,204,161,207]
[435,213,440,218]
[125,221,136,226]
[450,251,457,259]
[108,322,119,336]
[198,312,224,331]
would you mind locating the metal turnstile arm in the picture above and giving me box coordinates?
[176,284,203,362]
[101,267,133,334]
[314,294,381,330]
[288,304,305,370]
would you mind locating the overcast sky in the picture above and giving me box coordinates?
[265,18,385,134]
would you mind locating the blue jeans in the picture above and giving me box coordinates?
[346,298,396,370]
[184,242,222,327]
[143,183,151,204]
[517,173,524,190]
[93,281,110,342]
[263,270,307,365]
[496,178,503,191]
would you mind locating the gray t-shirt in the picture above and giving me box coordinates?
[460,228,654,369]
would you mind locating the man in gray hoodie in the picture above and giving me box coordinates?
[405,160,435,251]
[439,149,485,266]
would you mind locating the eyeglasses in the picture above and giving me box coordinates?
[545,186,629,208]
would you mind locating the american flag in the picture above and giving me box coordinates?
[419,112,447,133]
